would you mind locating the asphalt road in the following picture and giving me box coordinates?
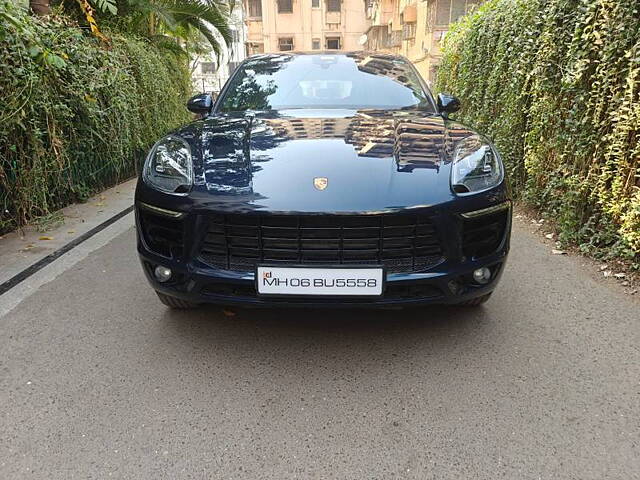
[1,219,638,479]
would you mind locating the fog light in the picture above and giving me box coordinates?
[154,265,172,283]
[472,267,492,285]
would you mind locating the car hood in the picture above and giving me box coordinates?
[180,109,477,213]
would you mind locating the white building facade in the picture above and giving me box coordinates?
[191,3,248,96]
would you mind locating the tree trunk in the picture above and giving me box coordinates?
[30,0,51,16]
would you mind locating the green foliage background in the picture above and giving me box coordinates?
[436,0,639,264]
[0,1,191,233]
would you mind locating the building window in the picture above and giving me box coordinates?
[247,0,262,18]
[201,62,216,74]
[465,0,480,13]
[312,0,320,7]
[435,0,477,26]
[325,37,341,50]
[326,0,341,13]
[451,0,466,21]
[403,22,416,40]
[277,0,293,13]
[279,37,294,51]
[435,0,451,25]
[312,38,321,50]
[247,42,264,55]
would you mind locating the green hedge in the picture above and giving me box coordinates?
[436,0,639,264]
[0,2,191,233]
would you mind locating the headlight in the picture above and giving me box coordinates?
[451,136,503,194]
[143,135,193,194]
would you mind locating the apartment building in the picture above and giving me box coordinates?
[243,0,370,54]
[364,0,484,83]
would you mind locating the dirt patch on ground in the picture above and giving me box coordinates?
[513,204,638,299]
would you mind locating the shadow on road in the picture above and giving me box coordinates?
[155,305,496,374]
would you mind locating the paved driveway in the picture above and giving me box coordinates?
[0,219,638,479]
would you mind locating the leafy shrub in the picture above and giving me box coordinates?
[0,1,191,233]
[436,0,640,265]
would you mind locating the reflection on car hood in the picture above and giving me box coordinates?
[179,109,477,213]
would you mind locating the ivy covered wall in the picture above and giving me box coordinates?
[436,0,639,264]
[0,2,192,233]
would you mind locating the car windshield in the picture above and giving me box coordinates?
[217,53,434,112]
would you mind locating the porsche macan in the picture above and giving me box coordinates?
[135,53,511,309]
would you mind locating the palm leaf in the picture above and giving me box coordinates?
[165,0,232,46]
[119,0,233,56]
[147,34,189,57]
[188,17,223,61]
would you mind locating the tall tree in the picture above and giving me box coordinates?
[27,0,233,61]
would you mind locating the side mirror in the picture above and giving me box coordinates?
[437,93,461,115]
[187,93,213,115]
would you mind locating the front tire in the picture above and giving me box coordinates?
[155,291,199,309]
[457,292,492,307]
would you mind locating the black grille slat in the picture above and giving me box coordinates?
[342,249,380,260]
[204,233,226,244]
[262,226,298,238]
[462,210,509,259]
[263,237,299,249]
[383,225,416,237]
[300,227,341,239]
[378,215,384,264]
[257,215,264,263]
[301,250,341,261]
[200,214,443,273]
[300,239,341,249]
[226,236,259,248]
[343,238,379,249]
[415,246,442,256]
[139,210,184,258]
[230,247,260,258]
[227,225,259,237]
[343,228,380,239]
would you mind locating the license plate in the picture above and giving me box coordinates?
[256,266,384,296]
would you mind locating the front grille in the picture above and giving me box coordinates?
[138,210,184,258]
[198,213,443,274]
[462,210,509,259]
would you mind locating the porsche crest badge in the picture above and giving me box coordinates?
[313,177,328,191]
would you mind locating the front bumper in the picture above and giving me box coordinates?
[135,196,512,308]
[141,254,507,308]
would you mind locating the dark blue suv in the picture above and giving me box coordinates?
[135,53,511,308]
